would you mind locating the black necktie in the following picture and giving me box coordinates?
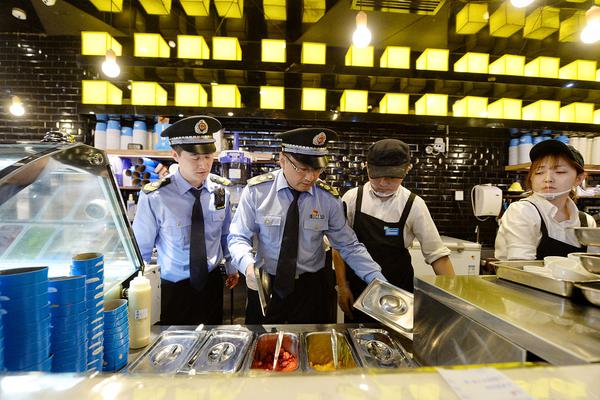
[274,188,301,298]
[189,188,209,291]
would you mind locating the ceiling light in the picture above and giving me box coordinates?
[101,49,120,78]
[9,96,25,116]
[227,111,234,116]
[352,11,372,48]
[178,113,184,117]
[11,7,26,20]
[510,0,534,8]
[42,0,57,5]
[581,6,600,44]
[168,40,176,48]
[564,82,575,88]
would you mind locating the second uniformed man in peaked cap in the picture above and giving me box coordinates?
[228,127,386,324]
[133,115,238,325]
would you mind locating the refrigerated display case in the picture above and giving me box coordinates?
[0,143,143,292]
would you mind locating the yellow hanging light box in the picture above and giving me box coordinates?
[454,52,489,74]
[212,37,242,61]
[131,82,167,106]
[524,56,560,78]
[380,46,410,69]
[214,0,243,18]
[134,33,170,58]
[487,98,522,119]
[212,84,241,108]
[180,0,210,16]
[456,3,488,35]
[524,6,560,40]
[340,90,368,113]
[597,69,600,81]
[89,0,123,12]
[303,0,326,23]
[595,109,600,124]
[177,35,210,59]
[264,0,286,20]
[138,0,171,15]
[489,54,525,76]
[301,88,327,111]
[260,86,285,109]
[522,100,560,121]
[379,93,409,114]
[453,96,488,118]
[81,32,122,56]
[559,60,598,81]
[415,94,448,116]
[345,46,374,67]
[560,102,595,123]
[559,11,587,42]
[175,83,207,107]
[489,2,525,38]
[416,48,449,71]
[301,42,326,65]
[82,80,122,104]
[262,39,286,63]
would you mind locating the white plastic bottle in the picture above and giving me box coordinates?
[128,272,151,349]
[126,194,137,222]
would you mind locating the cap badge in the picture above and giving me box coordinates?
[313,132,327,146]
[195,119,209,134]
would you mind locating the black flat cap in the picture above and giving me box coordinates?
[367,139,411,178]
[276,127,338,169]
[529,139,584,169]
[161,115,221,154]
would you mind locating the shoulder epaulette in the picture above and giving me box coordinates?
[316,180,339,197]
[142,177,171,194]
[210,175,231,186]
[248,172,275,187]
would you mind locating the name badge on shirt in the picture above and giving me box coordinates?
[309,209,325,219]
[384,226,400,236]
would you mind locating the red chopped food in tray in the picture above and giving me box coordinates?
[250,333,299,372]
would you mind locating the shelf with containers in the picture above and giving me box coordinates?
[505,163,600,173]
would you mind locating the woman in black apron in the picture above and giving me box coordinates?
[495,139,593,260]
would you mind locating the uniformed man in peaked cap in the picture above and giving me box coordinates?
[133,116,238,325]
[228,127,386,324]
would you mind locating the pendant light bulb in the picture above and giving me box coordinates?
[9,96,25,116]
[101,49,120,78]
[581,6,600,44]
[352,11,372,48]
[510,0,534,8]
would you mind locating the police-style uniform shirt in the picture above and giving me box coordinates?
[133,170,234,283]
[342,183,451,265]
[495,194,599,260]
[228,169,385,282]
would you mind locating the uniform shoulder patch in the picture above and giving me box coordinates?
[210,175,231,186]
[142,177,171,194]
[248,172,275,187]
[315,180,339,197]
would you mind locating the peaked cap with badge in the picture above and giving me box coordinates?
[276,127,338,169]
[161,115,221,154]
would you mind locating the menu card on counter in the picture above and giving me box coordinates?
[437,367,534,400]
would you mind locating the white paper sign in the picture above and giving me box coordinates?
[437,367,533,400]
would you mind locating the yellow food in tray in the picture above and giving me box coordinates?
[306,333,356,371]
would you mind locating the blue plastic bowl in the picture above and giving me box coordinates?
[104,315,128,333]
[4,346,49,370]
[104,311,128,328]
[0,267,48,287]
[49,287,86,305]
[0,280,48,299]
[49,300,86,317]
[104,299,127,315]
[49,276,85,291]
[3,307,50,329]
[71,253,104,273]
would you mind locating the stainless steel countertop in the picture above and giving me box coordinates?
[415,275,600,364]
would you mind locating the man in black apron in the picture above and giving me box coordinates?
[335,139,455,322]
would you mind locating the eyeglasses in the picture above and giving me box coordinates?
[283,154,324,176]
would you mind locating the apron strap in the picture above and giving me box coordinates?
[355,185,364,217]
[398,192,416,227]
[523,200,549,236]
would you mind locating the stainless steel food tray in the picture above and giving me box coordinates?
[127,330,206,374]
[303,330,359,372]
[492,260,600,297]
[184,328,253,374]
[353,279,413,340]
[575,282,600,307]
[348,328,415,369]
[243,331,302,374]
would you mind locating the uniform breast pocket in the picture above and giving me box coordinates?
[161,222,191,246]
[303,219,328,233]
[256,214,282,242]
[211,211,226,223]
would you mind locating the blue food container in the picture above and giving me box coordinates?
[0,267,48,287]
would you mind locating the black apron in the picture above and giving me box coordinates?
[524,201,588,259]
[347,186,417,303]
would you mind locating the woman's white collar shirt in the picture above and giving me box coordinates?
[495,194,598,260]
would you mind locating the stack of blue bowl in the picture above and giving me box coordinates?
[49,276,87,372]
[103,299,129,371]
[0,267,52,372]
[71,253,105,373]
[0,300,5,372]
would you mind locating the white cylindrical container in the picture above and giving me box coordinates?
[106,120,121,150]
[570,136,580,154]
[592,137,600,165]
[120,126,133,150]
[579,137,589,164]
[128,272,151,349]
[94,122,107,150]
[518,134,533,164]
[508,138,519,166]
[586,137,593,165]
[132,120,148,149]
